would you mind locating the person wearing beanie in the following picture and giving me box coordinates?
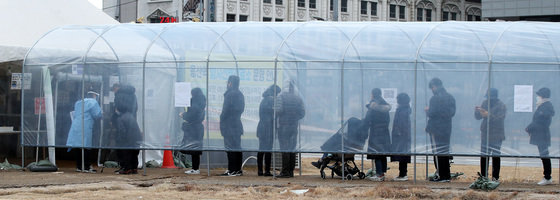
[256,85,281,176]
[364,88,391,181]
[526,87,555,185]
[391,93,412,181]
[220,75,245,176]
[475,88,506,182]
[425,78,456,182]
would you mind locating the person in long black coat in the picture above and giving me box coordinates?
[363,88,391,181]
[425,78,455,182]
[220,75,245,176]
[391,93,412,181]
[115,85,142,175]
[526,87,555,185]
[474,88,506,181]
[256,85,280,176]
[275,80,305,178]
[180,87,206,175]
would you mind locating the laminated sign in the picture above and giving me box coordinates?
[10,73,32,90]
[34,97,46,115]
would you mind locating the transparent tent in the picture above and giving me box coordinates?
[22,22,560,174]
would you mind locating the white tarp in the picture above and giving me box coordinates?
[0,0,118,63]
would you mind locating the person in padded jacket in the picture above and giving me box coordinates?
[220,75,245,176]
[256,85,280,176]
[181,87,206,175]
[363,88,391,181]
[526,87,555,186]
[115,85,142,175]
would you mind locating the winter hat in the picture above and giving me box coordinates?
[485,88,498,99]
[371,88,382,98]
[429,78,443,88]
[536,87,551,98]
[397,93,410,105]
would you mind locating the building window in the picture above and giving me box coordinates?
[475,15,481,21]
[417,8,423,21]
[239,15,248,22]
[361,1,368,15]
[263,0,271,3]
[399,5,405,19]
[275,18,283,22]
[227,14,236,22]
[310,0,316,9]
[442,11,448,21]
[341,0,348,12]
[330,0,333,11]
[426,9,432,21]
[371,2,377,16]
[390,4,396,18]
[263,17,272,22]
[451,12,457,20]
[276,0,282,5]
[297,0,305,8]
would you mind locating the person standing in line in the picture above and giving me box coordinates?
[114,85,142,175]
[220,75,245,176]
[363,88,391,182]
[256,85,281,176]
[391,93,412,181]
[276,80,305,178]
[425,78,456,182]
[475,88,506,182]
[180,88,206,175]
[67,90,102,173]
[526,87,555,185]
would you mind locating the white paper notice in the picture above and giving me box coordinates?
[514,85,533,112]
[381,88,398,112]
[175,82,192,107]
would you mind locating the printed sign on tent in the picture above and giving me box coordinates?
[175,82,192,107]
[10,73,32,90]
[34,97,46,115]
[514,85,532,112]
[381,88,398,112]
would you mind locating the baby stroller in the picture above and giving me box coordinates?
[317,117,368,180]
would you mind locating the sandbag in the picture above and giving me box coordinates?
[0,158,22,170]
[27,159,58,172]
[469,172,500,191]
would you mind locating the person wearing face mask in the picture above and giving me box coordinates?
[66,90,103,173]
[363,88,391,181]
[180,88,206,175]
[425,78,456,183]
[526,87,555,186]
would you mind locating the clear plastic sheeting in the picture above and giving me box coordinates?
[22,22,560,158]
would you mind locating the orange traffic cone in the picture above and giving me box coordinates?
[161,150,177,168]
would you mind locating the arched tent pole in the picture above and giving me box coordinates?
[414,22,446,181]
[206,24,241,76]
[272,22,307,179]
[21,26,63,168]
[338,23,371,180]
[141,24,176,175]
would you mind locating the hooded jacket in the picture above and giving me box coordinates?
[363,98,391,154]
[257,85,280,140]
[182,88,206,149]
[114,85,142,148]
[220,76,245,137]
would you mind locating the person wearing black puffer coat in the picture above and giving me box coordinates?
[363,88,391,182]
[256,85,281,177]
[180,87,206,175]
[220,75,245,176]
[114,85,142,175]
[275,80,305,178]
[391,93,412,181]
[526,87,555,186]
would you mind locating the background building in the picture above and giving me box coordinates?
[482,0,560,22]
[103,0,482,23]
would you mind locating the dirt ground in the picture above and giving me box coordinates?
[0,158,558,200]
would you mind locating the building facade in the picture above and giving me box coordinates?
[482,0,560,21]
[104,0,481,23]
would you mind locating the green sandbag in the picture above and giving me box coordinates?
[103,161,120,168]
[428,172,464,180]
[145,160,161,168]
[469,172,500,191]
[0,158,22,170]
[173,151,192,169]
[27,158,58,172]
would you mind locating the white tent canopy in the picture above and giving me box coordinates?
[0,0,118,63]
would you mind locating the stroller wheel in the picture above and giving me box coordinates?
[358,172,366,179]
[320,171,326,179]
[346,174,353,180]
